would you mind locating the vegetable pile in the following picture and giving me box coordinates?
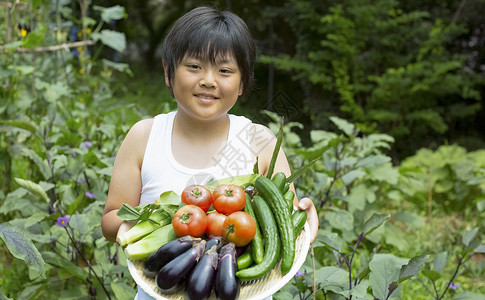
[117,122,310,299]
[117,173,307,299]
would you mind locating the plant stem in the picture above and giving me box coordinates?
[311,245,316,300]
[417,277,436,298]
[63,225,112,299]
[439,256,464,299]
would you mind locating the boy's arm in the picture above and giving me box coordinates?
[101,119,153,243]
[251,123,319,243]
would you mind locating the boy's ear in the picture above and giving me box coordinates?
[163,61,170,87]
[238,82,243,96]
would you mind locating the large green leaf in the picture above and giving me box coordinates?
[0,119,37,135]
[369,254,408,299]
[363,213,390,236]
[93,5,126,23]
[397,254,429,283]
[0,223,46,279]
[330,116,355,136]
[92,30,126,52]
[22,24,46,49]
[325,210,354,232]
[14,178,50,203]
[315,266,348,292]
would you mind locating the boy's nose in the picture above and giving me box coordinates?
[199,70,217,88]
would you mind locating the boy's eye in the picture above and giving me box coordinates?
[187,64,200,69]
[220,68,233,74]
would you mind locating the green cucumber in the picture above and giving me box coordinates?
[237,252,253,270]
[236,196,280,280]
[282,182,290,194]
[271,172,287,192]
[284,190,295,214]
[254,176,295,274]
[244,193,264,264]
[292,209,307,240]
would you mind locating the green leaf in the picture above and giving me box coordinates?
[21,148,50,180]
[330,116,355,136]
[433,251,448,272]
[117,204,141,221]
[422,269,441,281]
[317,232,343,252]
[0,222,46,279]
[110,281,136,300]
[158,191,181,206]
[22,24,46,49]
[0,288,13,300]
[267,119,284,179]
[369,254,409,299]
[14,178,49,203]
[93,5,126,23]
[341,169,366,185]
[325,210,354,232]
[462,227,479,247]
[363,213,390,235]
[397,254,429,282]
[474,245,485,254]
[102,59,133,76]
[0,119,37,135]
[91,30,126,52]
[315,266,348,289]
[42,252,87,280]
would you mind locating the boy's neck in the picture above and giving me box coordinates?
[172,112,230,141]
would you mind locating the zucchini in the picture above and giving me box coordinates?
[243,193,264,264]
[271,172,287,192]
[292,209,307,240]
[236,196,280,280]
[254,176,295,274]
[284,190,295,214]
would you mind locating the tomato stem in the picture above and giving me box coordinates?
[225,189,234,197]
[224,223,235,235]
[180,212,193,223]
[191,188,202,197]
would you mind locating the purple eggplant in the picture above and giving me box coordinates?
[143,236,202,278]
[185,245,219,300]
[215,242,240,300]
[204,235,224,252]
[155,240,206,293]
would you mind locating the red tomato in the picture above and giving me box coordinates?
[181,185,212,212]
[222,211,256,247]
[206,211,227,237]
[211,184,246,215]
[172,205,208,238]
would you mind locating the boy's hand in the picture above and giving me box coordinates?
[116,220,136,246]
[297,197,319,243]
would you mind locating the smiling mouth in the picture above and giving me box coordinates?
[195,94,219,101]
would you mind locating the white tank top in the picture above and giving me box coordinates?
[139,111,256,205]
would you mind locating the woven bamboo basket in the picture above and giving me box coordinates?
[127,222,310,300]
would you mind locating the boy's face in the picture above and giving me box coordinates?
[166,53,243,122]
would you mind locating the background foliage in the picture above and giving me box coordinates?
[0,0,484,299]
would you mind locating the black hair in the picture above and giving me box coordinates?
[161,6,256,96]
